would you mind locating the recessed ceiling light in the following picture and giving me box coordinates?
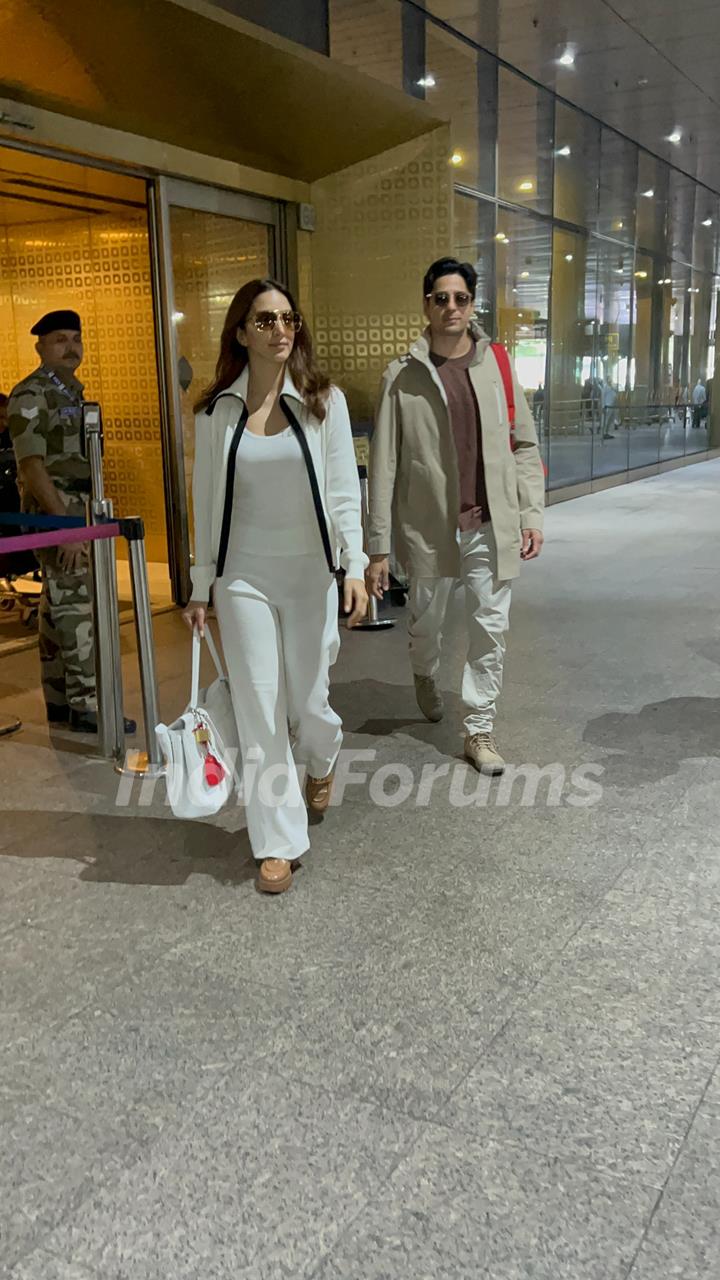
[634,270,648,279]
[565,253,574,262]
[641,188,655,198]
[172,311,185,323]
[637,76,649,87]
[518,180,535,192]
[417,74,436,88]
[615,267,624,274]
[520,271,530,279]
[558,50,575,67]
[666,129,682,145]
[613,220,624,231]
[449,151,464,167]
[702,218,713,227]
[496,232,509,242]
[556,145,572,157]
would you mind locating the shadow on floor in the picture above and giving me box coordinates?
[332,678,465,746]
[1,810,255,887]
[584,696,720,786]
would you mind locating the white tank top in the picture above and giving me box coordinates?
[223,426,321,562]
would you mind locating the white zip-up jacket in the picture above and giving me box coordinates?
[190,368,367,602]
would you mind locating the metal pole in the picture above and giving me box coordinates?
[82,403,125,763]
[355,471,394,632]
[120,517,164,777]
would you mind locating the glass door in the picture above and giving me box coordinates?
[153,178,282,601]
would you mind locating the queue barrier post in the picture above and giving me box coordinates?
[117,516,164,778]
[83,403,125,763]
[0,716,21,737]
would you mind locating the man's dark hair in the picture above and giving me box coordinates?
[423,257,477,298]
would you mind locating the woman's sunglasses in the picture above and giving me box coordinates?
[251,309,303,333]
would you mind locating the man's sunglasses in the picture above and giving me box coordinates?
[426,291,474,309]
[252,309,303,333]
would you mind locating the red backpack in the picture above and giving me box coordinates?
[490,342,547,476]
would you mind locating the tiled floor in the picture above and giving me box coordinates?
[1,461,719,1278]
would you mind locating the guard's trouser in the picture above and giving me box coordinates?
[37,554,96,715]
[214,552,342,863]
[408,524,512,736]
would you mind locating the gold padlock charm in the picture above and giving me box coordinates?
[194,726,210,744]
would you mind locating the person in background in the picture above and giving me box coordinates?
[692,377,707,429]
[601,379,618,439]
[367,256,544,776]
[7,311,135,734]
[183,279,367,895]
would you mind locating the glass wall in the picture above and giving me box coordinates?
[327,0,720,491]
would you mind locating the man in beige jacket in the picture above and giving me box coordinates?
[367,257,545,774]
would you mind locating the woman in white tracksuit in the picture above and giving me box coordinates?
[183,278,368,894]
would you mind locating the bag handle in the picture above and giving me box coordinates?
[190,623,228,709]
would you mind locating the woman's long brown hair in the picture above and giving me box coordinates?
[194,278,331,420]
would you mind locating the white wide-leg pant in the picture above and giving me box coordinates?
[408,524,512,735]
[214,553,342,862]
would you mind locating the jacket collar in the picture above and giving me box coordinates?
[212,366,305,412]
[409,321,492,370]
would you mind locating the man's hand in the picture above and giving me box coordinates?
[344,578,368,628]
[521,529,544,561]
[366,555,390,600]
[57,540,88,573]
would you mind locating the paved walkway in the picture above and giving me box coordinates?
[2,461,720,1279]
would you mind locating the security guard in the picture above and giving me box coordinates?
[8,310,134,734]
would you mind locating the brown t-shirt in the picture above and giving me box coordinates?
[430,342,489,530]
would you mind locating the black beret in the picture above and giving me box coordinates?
[31,310,82,337]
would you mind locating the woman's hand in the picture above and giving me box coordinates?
[182,600,207,636]
[343,577,368,628]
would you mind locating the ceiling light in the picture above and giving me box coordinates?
[417,74,436,88]
[556,145,572,157]
[702,218,713,227]
[520,270,530,279]
[171,311,185,323]
[558,50,575,67]
[666,129,682,145]
[637,76,649,88]
[615,267,624,274]
[613,220,624,231]
[449,151,464,167]
[518,180,535,192]
[634,270,648,279]
[565,253,574,262]
[641,188,655,198]
[496,232,509,242]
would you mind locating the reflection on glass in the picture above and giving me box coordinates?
[629,253,661,469]
[497,69,553,216]
[548,228,593,487]
[597,130,637,243]
[426,26,488,193]
[328,0,403,89]
[553,104,600,228]
[169,208,271,540]
[494,208,550,467]
[637,153,669,253]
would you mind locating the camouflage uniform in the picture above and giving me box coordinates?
[7,366,95,714]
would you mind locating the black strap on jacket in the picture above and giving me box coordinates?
[214,402,248,579]
[280,398,337,574]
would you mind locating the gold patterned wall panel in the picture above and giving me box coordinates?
[0,208,167,563]
[308,126,453,422]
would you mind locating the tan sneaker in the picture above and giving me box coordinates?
[414,674,444,723]
[464,732,505,776]
[306,772,334,814]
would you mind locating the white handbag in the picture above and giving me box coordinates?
[156,626,240,820]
